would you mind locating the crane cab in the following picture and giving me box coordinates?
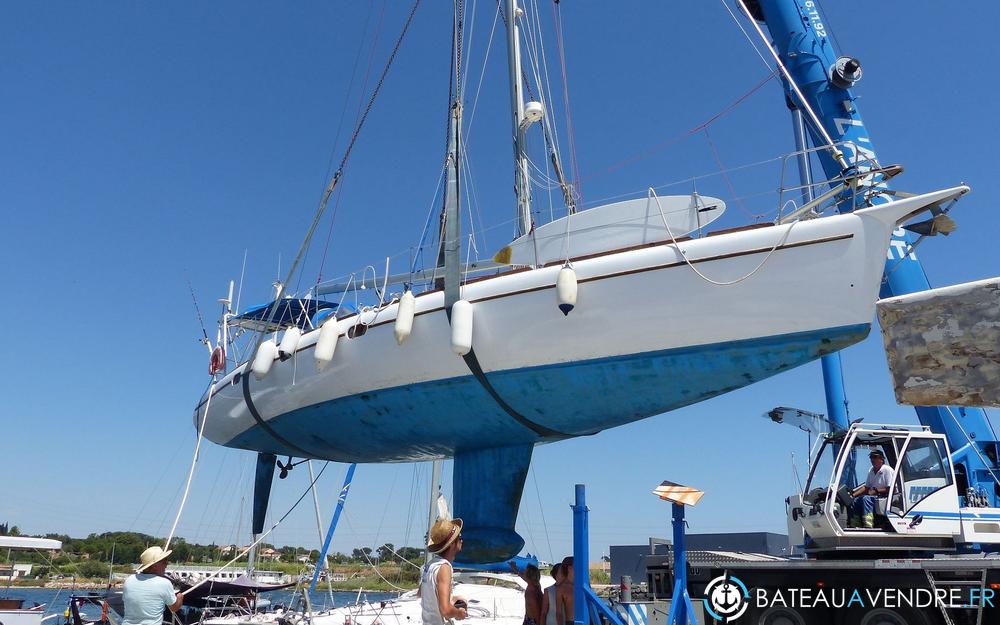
[788,423,1000,555]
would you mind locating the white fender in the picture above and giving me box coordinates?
[251,340,278,380]
[557,265,578,316]
[278,327,301,360]
[315,319,341,369]
[450,299,474,356]
[394,290,416,345]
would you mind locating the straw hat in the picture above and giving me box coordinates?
[427,518,463,554]
[137,546,173,572]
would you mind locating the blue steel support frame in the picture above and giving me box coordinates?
[665,503,697,625]
[572,485,628,625]
[791,105,850,434]
[756,0,1000,503]
[309,463,357,593]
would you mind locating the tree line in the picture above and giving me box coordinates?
[1,524,423,579]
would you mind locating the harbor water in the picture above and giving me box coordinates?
[5,587,400,620]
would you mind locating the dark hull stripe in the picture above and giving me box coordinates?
[241,367,315,457]
[445,303,567,438]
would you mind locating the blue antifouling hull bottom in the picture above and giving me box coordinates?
[227,323,870,462]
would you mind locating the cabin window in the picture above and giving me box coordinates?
[898,438,951,513]
[347,324,367,339]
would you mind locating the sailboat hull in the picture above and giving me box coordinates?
[193,189,963,563]
[195,190,963,462]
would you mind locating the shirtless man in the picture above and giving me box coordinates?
[555,557,574,625]
[509,562,543,625]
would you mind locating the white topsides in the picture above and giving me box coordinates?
[0,536,62,551]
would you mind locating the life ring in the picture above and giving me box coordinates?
[101,601,109,623]
[209,346,226,375]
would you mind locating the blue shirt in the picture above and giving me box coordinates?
[122,573,177,625]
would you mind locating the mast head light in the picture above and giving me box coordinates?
[523,101,544,124]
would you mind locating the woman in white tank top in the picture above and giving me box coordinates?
[420,518,468,624]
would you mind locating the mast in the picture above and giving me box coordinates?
[504,0,532,237]
[425,460,443,565]
[440,0,463,305]
[443,102,463,307]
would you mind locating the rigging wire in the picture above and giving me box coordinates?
[731,0,846,166]
[550,0,581,199]
[316,3,382,285]
[127,442,186,533]
[529,0,565,169]
[518,1,557,220]
[459,0,478,100]
[250,0,422,352]
[718,0,773,69]
[410,161,448,274]
[340,508,410,592]
[195,448,231,540]
[179,462,331,596]
[581,70,778,183]
[530,465,555,564]
[462,1,502,148]
[186,279,210,347]
[460,142,489,255]
[702,127,756,220]
[814,0,844,57]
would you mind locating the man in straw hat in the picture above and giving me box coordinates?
[420,517,468,624]
[122,546,183,625]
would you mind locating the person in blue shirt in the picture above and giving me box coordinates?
[122,547,183,625]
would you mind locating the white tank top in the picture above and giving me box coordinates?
[545,585,559,625]
[421,555,451,625]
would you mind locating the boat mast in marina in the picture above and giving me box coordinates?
[504,0,533,237]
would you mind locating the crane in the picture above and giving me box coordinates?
[738,0,1000,555]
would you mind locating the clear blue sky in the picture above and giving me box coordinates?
[3,1,998,565]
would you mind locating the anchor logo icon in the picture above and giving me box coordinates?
[704,575,749,622]
[716,583,741,610]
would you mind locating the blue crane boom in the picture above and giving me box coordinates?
[750,0,1000,505]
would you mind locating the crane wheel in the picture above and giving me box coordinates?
[856,607,931,625]
[757,606,807,625]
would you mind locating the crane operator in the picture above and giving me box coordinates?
[850,449,893,528]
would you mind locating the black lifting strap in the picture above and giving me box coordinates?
[241,369,316,458]
[447,307,566,438]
